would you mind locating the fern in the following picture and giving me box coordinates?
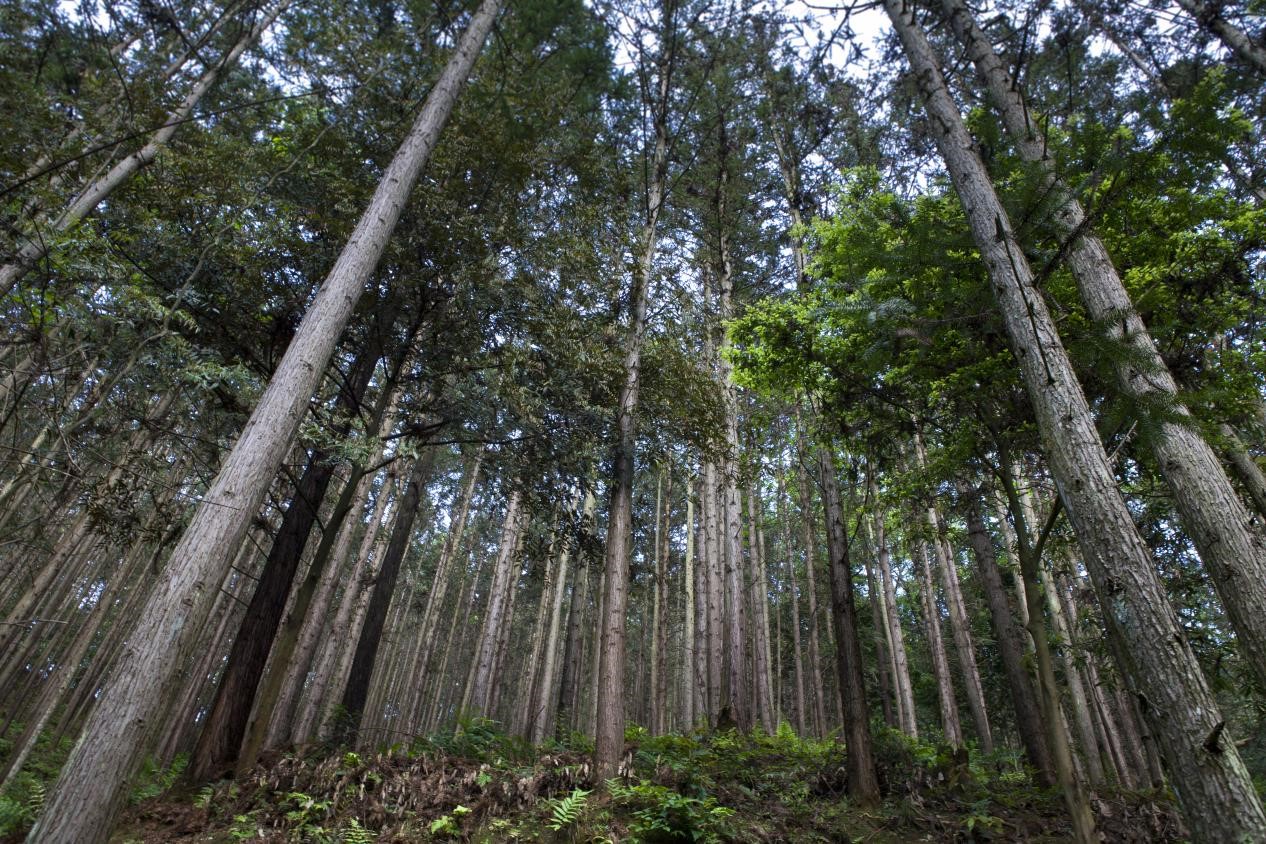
[340,817,376,843]
[547,787,590,831]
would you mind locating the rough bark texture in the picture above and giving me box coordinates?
[29,4,502,836]
[884,2,1266,837]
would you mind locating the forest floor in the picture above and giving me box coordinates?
[86,722,1185,843]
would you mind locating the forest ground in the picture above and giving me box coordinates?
[24,722,1187,843]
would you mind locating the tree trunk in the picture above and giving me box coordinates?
[747,486,776,732]
[816,444,878,804]
[884,3,1266,836]
[594,36,671,773]
[1174,0,1266,74]
[959,480,1053,784]
[794,436,829,738]
[777,471,807,734]
[916,537,961,746]
[339,447,436,727]
[468,489,525,715]
[872,503,917,738]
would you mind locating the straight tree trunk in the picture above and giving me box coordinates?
[777,471,807,734]
[30,3,502,837]
[594,38,671,774]
[884,3,1266,837]
[682,491,699,727]
[816,444,879,804]
[942,0,1266,692]
[651,471,672,735]
[916,538,961,746]
[468,490,525,715]
[794,455,828,738]
[872,504,917,738]
[959,481,1054,784]
[747,486,776,732]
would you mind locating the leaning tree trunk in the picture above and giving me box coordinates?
[883,2,1266,837]
[942,0,1266,692]
[30,4,502,837]
[339,448,436,729]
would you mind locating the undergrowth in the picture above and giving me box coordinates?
[5,717,1186,842]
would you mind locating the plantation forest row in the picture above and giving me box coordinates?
[1,0,1265,841]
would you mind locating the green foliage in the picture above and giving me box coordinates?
[428,804,472,838]
[545,787,590,831]
[608,779,736,843]
[129,753,188,804]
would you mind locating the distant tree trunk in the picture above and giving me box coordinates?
[651,470,672,735]
[340,447,436,729]
[557,525,593,738]
[959,480,1053,784]
[702,463,724,724]
[31,3,502,837]
[916,537,961,746]
[468,490,525,716]
[747,486,776,732]
[942,0,1266,693]
[862,516,898,731]
[794,447,828,738]
[884,2,1266,836]
[777,471,807,734]
[0,0,291,298]
[872,502,917,738]
[913,431,992,752]
[816,444,878,804]
[683,490,699,727]
[996,459,1097,843]
[533,492,592,744]
[406,447,484,726]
